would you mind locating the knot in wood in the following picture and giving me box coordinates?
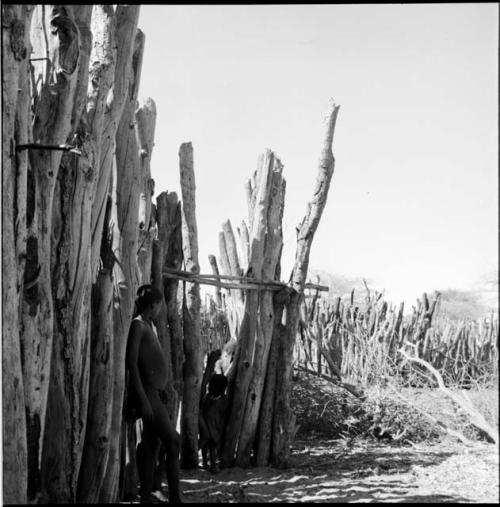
[50,7,79,75]
[10,19,27,61]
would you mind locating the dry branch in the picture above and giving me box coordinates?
[398,347,498,444]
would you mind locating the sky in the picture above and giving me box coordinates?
[136,4,498,307]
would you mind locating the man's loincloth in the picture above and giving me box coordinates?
[123,375,169,422]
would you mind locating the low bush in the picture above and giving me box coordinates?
[291,370,498,445]
[291,374,441,444]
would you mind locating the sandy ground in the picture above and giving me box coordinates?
[127,437,498,503]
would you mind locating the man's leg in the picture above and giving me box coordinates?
[208,441,218,473]
[153,443,167,491]
[148,390,182,503]
[136,423,160,503]
[199,413,210,468]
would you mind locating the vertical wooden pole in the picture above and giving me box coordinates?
[222,151,273,467]
[208,254,223,307]
[272,101,340,468]
[236,157,285,466]
[1,4,33,502]
[179,142,203,468]
[136,97,157,284]
[90,5,140,280]
[155,191,185,420]
[77,197,115,502]
[22,5,92,502]
[100,28,145,503]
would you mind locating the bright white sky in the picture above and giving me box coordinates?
[136,4,498,306]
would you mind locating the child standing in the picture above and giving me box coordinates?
[198,374,229,472]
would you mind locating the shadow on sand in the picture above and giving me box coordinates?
[175,440,470,503]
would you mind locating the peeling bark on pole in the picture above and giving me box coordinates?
[218,230,240,339]
[153,192,179,418]
[179,142,203,469]
[222,150,274,467]
[255,290,287,466]
[13,5,91,502]
[1,4,33,503]
[136,97,157,284]
[100,29,145,503]
[272,101,340,468]
[42,7,115,502]
[80,7,139,502]
[222,219,245,337]
[237,220,250,273]
[151,239,175,406]
[77,197,115,503]
[90,5,140,280]
[157,192,185,417]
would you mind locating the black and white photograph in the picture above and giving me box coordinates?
[1,3,498,504]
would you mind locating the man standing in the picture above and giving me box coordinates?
[126,285,182,503]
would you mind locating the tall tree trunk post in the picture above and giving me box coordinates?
[16,5,90,502]
[90,5,140,280]
[78,7,140,503]
[179,142,203,468]
[236,155,286,466]
[136,97,157,284]
[77,197,116,502]
[99,29,145,503]
[157,192,185,421]
[272,101,340,468]
[43,6,115,502]
[255,286,288,466]
[1,5,33,503]
[222,151,274,467]
[152,193,177,419]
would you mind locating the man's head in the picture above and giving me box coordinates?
[135,284,163,318]
[208,374,228,397]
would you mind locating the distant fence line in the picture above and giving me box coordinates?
[199,286,498,387]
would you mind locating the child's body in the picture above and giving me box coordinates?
[199,374,229,472]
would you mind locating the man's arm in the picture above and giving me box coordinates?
[126,320,153,423]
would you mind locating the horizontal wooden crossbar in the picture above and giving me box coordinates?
[16,143,82,156]
[162,267,328,292]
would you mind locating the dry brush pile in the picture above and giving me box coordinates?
[291,285,498,446]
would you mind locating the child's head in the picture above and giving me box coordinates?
[208,374,228,397]
[135,285,163,316]
[208,349,222,364]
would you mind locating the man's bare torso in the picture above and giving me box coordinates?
[135,318,168,389]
